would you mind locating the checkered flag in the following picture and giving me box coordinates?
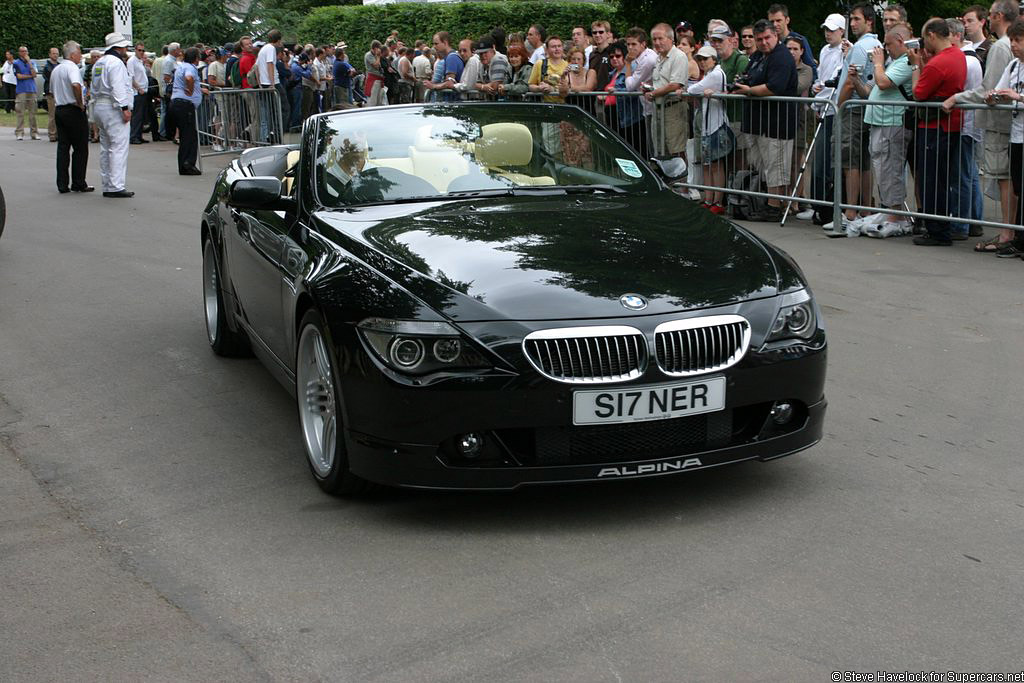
[113,0,133,41]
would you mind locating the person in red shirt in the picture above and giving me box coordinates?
[907,18,967,245]
[238,36,256,89]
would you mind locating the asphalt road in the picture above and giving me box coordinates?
[1,137,1022,682]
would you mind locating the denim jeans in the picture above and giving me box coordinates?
[289,85,302,131]
[914,127,958,242]
[951,135,982,236]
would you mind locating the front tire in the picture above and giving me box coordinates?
[203,238,249,357]
[295,310,371,496]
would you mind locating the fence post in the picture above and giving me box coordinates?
[832,100,845,230]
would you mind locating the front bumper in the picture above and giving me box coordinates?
[345,397,825,490]
[339,330,828,489]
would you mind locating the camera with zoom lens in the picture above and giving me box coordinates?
[727,74,750,92]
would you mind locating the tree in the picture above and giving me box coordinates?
[139,0,258,48]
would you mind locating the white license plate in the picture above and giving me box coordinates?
[572,377,726,426]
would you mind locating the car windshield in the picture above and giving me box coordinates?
[313,104,660,207]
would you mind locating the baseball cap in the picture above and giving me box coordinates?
[254,40,266,48]
[336,42,347,50]
[695,45,718,59]
[216,48,228,57]
[708,26,734,40]
[474,36,494,54]
[675,21,693,32]
[821,13,846,31]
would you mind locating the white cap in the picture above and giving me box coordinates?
[821,14,846,32]
[696,45,718,59]
[104,32,132,48]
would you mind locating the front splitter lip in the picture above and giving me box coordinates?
[345,399,826,491]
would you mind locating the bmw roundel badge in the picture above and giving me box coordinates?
[619,294,648,311]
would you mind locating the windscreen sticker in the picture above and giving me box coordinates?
[616,158,643,178]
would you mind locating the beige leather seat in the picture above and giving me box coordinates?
[282,150,301,194]
[407,125,468,192]
[473,123,555,186]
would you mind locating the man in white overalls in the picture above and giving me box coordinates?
[90,33,134,197]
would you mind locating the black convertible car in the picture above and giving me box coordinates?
[201,103,827,494]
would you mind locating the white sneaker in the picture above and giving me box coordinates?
[15,134,23,141]
[864,218,910,238]
[795,208,815,221]
[879,222,908,238]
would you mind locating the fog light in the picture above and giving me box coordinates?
[771,401,794,425]
[457,432,484,458]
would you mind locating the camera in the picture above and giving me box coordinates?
[822,76,840,88]
[727,73,749,92]
[904,38,920,49]
[569,64,580,73]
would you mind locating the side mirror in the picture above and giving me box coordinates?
[228,177,295,212]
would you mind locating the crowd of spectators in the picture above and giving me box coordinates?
[16,3,1024,249]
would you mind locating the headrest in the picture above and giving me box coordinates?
[474,123,533,168]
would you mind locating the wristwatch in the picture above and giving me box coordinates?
[910,65,920,71]
[121,105,130,111]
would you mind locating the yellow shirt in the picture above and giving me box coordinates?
[528,58,567,103]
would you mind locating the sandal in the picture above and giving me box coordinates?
[974,236,1008,253]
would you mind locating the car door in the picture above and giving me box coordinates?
[225,204,292,364]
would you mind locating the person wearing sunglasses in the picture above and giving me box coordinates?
[740,27,757,57]
[588,20,615,91]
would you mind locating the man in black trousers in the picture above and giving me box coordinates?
[51,41,93,193]
[170,47,207,175]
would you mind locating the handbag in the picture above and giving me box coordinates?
[701,70,735,162]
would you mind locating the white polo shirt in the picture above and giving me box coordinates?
[51,59,83,106]
[256,42,278,86]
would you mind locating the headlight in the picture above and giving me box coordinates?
[358,318,490,375]
[765,289,817,342]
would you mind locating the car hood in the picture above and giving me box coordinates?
[312,192,781,322]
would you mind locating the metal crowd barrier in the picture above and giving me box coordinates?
[836,98,1021,233]
[198,88,285,157]
[199,85,1023,238]
[653,92,1021,234]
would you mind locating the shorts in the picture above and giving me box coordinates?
[981,130,1010,179]
[654,99,688,156]
[731,121,753,150]
[840,108,870,170]
[753,135,794,187]
[869,125,908,207]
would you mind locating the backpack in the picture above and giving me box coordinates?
[727,170,769,221]
[228,58,241,88]
[245,58,260,87]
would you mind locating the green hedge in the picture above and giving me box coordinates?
[299,1,619,55]
[0,0,121,55]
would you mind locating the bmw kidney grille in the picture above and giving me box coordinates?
[654,315,751,376]
[522,326,647,384]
